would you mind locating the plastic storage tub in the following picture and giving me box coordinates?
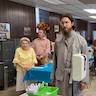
[27,86,58,96]
[72,54,87,81]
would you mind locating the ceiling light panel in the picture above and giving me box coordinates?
[84,9,96,14]
[89,16,96,19]
[43,0,65,5]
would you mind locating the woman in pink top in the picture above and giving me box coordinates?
[32,29,50,65]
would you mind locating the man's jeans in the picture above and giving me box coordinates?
[72,81,83,96]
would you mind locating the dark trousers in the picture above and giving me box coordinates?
[72,81,81,96]
[56,81,80,96]
[56,73,80,96]
[94,56,96,68]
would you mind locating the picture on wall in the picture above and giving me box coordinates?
[54,25,59,32]
[0,23,10,39]
[24,27,31,36]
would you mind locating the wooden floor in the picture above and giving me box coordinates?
[83,76,96,96]
[0,86,18,96]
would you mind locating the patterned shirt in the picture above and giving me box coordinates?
[13,47,37,71]
[32,37,50,57]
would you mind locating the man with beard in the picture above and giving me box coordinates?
[51,14,89,96]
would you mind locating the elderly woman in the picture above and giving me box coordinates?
[13,37,37,94]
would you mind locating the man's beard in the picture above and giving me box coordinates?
[62,28,72,38]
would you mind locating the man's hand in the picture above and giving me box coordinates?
[80,81,88,90]
[51,79,56,86]
[51,76,56,86]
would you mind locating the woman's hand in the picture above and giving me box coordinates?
[23,64,32,70]
[37,52,47,60]
[37,55,43,59]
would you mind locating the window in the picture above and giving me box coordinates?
[93,31,96,40]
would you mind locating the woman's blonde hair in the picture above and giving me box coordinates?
[20,37,30,44]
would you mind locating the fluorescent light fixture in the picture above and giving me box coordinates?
[35,7,40,32]
[43,0,65,5]
[89,16,96,19]
[84,9,96,14]
[35,7,40,25]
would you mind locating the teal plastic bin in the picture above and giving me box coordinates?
[27,86,58,96]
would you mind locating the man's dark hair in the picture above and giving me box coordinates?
[60,13,74,22]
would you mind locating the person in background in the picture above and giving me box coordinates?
[92,39,96,70]
[13,37,37,95]
[32,23,50,65]
[51,14,89,96]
